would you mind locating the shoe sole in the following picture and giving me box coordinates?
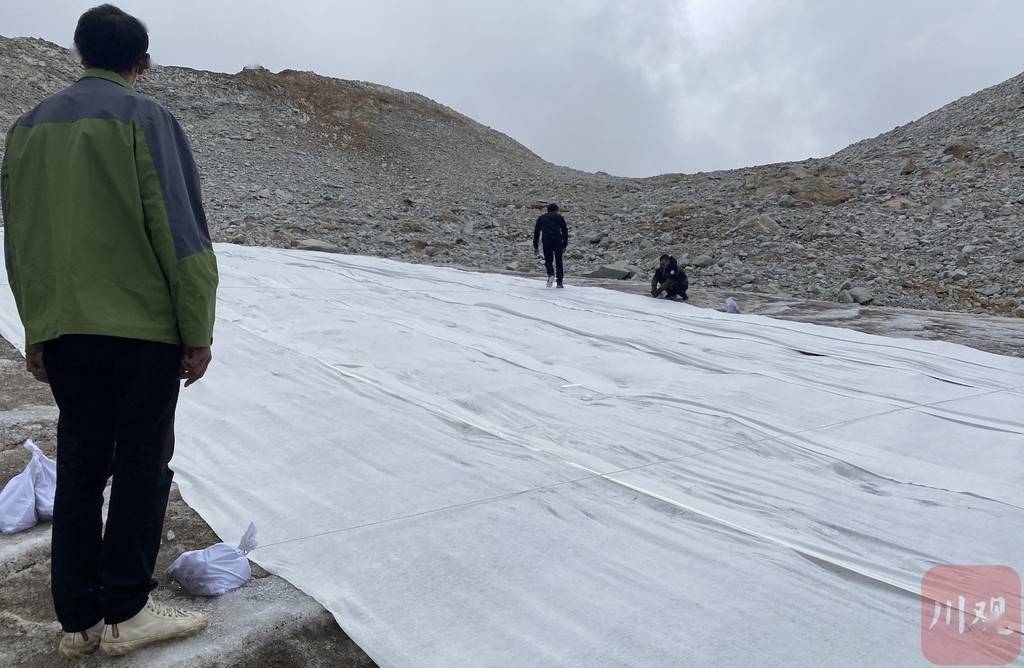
[58,643,100,660]
[100,620,207,657]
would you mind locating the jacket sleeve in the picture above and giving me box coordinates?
[560,217,569,248]
[533,218,541,249]
[1,126,13,281]
[134,106,219,348]
[1,125,39,354]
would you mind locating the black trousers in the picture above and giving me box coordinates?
[542,238,565,281]
[43,335,182,631]
[666,284,688,300]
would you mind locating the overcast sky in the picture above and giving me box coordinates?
[2,1,1022,176]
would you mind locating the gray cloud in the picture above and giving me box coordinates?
[2,0,1022,176]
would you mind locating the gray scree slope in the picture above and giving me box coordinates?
[1,35,1022,317]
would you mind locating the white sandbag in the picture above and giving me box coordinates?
[725,296,741,313]
[25,440,57,520]
[167,522,257,596]
[0,440,54,533]
[0,461,38,534]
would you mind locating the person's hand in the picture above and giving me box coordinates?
[26,352,48,384]
[179,346,213,388]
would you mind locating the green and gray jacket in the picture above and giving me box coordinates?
[1,68,218,353]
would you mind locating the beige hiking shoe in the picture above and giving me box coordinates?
[58,620,104,659]
[100,597,208,656]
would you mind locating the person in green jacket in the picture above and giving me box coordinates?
[1,4,217,658]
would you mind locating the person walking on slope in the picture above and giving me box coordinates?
[533,203,569,288]
[1,4,218,658]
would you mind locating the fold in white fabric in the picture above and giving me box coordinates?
[3,240,1022,667]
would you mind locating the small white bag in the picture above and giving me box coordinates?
[27,440,57,520]
[725,297,741,314]
[167,522,258,596]
[0,440,57,534]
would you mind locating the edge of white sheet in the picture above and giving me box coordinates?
[3,238,1023,667]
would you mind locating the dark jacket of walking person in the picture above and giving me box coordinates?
[1,4,216,658]
[533,203,569,286]
[651,255,688,300]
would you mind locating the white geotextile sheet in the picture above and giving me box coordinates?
[2,241,1024,667]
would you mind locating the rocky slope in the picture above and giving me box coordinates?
[1,36,1022,316]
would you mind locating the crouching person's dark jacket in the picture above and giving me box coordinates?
[652,257,688,297]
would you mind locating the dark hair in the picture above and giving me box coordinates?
[74,4,149,72]
[547,203,559,213]
[659,254,670,261]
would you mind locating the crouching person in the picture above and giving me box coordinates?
[2,4,218,658]
[651,254,688,300]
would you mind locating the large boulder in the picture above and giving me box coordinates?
[881,196,917,210]
[295,239,342,253]
[731,213,782,235]
[584,265,635,280]
[849,287,875,305]
[931,197,963,214]
[692,254,715,268]
[943,137,977,161]
[659,204,699,219]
